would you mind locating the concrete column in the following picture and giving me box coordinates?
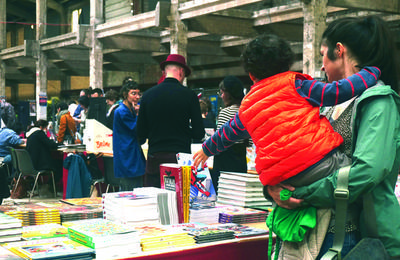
[169,0,188,86]
[0,0,6,99]
[36,0,48,120]
[302,0,328,79]
[89,0,104,90]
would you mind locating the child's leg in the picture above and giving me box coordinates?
[284,150,351,187]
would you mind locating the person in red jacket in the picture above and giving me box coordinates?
[193,34,380,188]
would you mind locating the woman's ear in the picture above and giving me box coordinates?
[336,42,345,58]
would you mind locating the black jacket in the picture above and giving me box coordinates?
[26,128,59,171]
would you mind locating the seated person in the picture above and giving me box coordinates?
[0,125,24,203]
[26,120,62,191]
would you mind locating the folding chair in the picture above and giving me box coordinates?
[12,149,57,201]
[103,156,120,193]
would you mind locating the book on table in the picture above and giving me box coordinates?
[2,237,94,260]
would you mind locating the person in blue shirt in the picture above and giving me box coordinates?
[0,127,23,203]
[112,80,145,191]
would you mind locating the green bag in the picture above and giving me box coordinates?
[266,206,317,242]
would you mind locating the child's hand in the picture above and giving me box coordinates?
[193,149,209,169]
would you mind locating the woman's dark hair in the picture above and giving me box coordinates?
[322,15,399,93]
[105,89,119,101]
[241,34,294,80]
[78,96,90,108]
[219,75,245,106]
[56,102,68,111]
[120,80,141,100]
[34,119,48,128]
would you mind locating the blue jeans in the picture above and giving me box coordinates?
[316,231,360,259]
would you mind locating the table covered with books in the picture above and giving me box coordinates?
[0,185,273,260]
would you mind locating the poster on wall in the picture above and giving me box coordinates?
[29,100,36,117]
[38,93,47,119]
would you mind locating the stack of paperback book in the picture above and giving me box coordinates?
[183,225,235,244]
[0,213,22,243]
[133,187,179,225]
[67,219,141,260]
[133,224,195,252]
[2,237,94,260]
[0,246,23,259]
[189,202,220,224]
[214,223,269,238]
[217,171,272,209]
[218,205,269,224]
[102,191,161,225]
[0,204,60,226]
[36,201,102,224]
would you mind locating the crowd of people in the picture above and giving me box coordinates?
[0,14,399,259]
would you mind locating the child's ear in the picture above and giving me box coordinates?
[249,72,258,83]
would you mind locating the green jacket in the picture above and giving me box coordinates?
[294,82,400,257]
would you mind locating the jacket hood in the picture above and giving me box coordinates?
[26,127,41,138]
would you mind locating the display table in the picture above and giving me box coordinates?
[120,235,270,260]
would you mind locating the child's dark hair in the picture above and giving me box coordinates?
[241,34,294,80]
[322,15,399,93]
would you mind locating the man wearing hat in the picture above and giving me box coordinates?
[137,54,205,188]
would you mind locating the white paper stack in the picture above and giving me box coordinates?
[189,203,220,224]
[102,191,160,225]
[0,213,22,243]
[133,187,179,225]
[217,171,272,209]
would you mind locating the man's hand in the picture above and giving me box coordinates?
[193,149,209,169]
[267,183,303,209]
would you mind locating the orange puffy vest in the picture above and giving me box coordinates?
[239,71,343,185]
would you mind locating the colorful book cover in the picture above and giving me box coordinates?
[22,224,68,240]
[3,237,94,260]
[67,219,138,249]
[215,223,269,238]
[160,163,184,223]
[176,153,217,203]
[60,197,102,206]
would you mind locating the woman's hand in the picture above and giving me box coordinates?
[193,149,209,169]
[267,183,303,209]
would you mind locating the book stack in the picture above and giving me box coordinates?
[218,205,269,224]
[0,204,60,227]
[0,213,22,243]
[0,246,23,259]
[189,202,220,224]
[102,191,161,225]
[215,223,269,238]
[2,237,94,260]
[133,187,179,225]
[22,224,68,241]
[184,225,235,244]
[67,219,141,260]
[37,201,103,223]
[133,224,195,252]
[217,171,272,209]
